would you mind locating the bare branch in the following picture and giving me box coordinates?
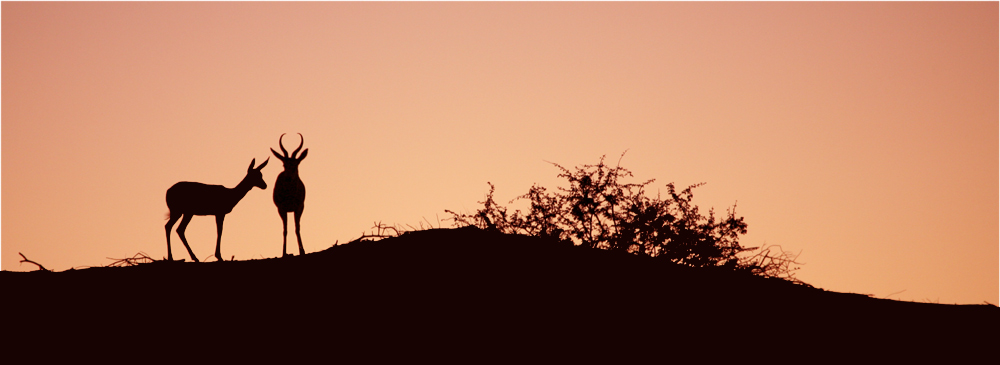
[18,252,49,272]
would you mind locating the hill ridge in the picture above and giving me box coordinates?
[4,226,996,361]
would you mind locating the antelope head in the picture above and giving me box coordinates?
[271,133,308,176]
[245,157,270,189]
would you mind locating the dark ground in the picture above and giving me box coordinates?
[4,226,997,362]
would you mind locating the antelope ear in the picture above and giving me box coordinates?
[248,158,256,172]
[271,148,284,160]
[297,148,308,161]
[256,157,269,170]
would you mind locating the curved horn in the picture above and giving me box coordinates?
[278,133,289,157]
[291,133,304,159]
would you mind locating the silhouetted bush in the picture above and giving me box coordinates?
[447,153,802,280]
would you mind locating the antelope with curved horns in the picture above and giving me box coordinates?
[272,133,308,257]
[165,158,269,262]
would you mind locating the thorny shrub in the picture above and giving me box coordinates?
[446,153,803,281]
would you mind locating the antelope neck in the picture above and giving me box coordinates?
[232,177,258,196]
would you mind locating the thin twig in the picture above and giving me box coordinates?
[18,252,49,272]
[883,289,906,299]
[105,252,156,267]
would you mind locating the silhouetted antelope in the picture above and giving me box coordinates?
[271,133,308,257]
[165,158,269,262]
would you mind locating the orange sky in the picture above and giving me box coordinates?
[3,2,997,304]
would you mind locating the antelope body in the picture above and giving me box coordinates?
[165,158,269,262]
[272,133,308,257]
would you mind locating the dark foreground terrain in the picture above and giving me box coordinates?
[5,227,997,361]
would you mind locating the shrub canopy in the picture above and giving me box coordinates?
[448,153,802,280]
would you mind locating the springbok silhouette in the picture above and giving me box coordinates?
[271,133,308,257]
[165,158,269,262]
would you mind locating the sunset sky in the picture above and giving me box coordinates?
[3,2,997,305]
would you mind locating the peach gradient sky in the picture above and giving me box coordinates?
[2,2,997,304]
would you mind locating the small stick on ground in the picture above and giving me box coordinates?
[18,252,49,272]
[106,252,156,267]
